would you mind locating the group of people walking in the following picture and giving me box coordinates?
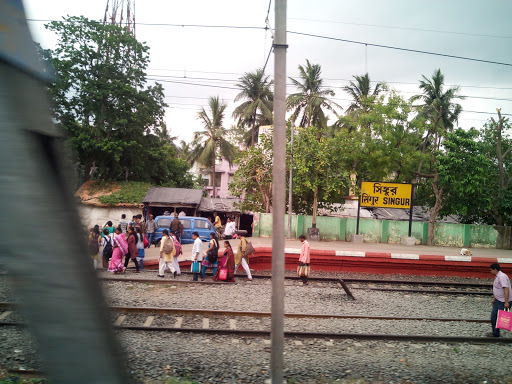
[190,232,251,282]
[87,213,160,273]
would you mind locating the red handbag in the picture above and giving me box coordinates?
[218,268,228,280]
[143,234,149,248]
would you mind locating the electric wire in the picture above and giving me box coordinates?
[287,31,512,67]
[28,19,511,67]
[288,17,512,40]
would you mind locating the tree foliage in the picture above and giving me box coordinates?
[229,132,273,212]
[41,16,193,187]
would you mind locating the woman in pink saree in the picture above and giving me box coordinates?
[213,240,236,282]
[109,227,127,273]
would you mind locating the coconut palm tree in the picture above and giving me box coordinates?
[232,68,273,147]
[343,73,385,114]
[412,68,464,246]
[412,68,463,131]
[287,60,341,231]
[188,96,237,198]
[287,59,341,129]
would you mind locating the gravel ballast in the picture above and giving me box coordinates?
[1,269,512,383]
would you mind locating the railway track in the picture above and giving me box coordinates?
[1,303,508,344]
[100,273,492,296]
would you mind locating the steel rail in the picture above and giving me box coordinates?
[98,276,356,299]
[351,287,490,296]
[2,321,506,344]
[0,302,488,323]
[98,276,489,296]
[113,325,512,344]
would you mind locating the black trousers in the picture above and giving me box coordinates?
[124,254,140,271]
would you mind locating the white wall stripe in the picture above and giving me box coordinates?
[391,253,420,260]
[284,248,300,254]
[335,251,366,257]
[498,258,512,264]
[445,255,472,262]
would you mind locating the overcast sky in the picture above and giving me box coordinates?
[23,0,512,143]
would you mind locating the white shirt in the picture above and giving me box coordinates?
[192,237,203,261]
[225,221,236,236]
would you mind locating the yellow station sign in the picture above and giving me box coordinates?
[360,182,413,209]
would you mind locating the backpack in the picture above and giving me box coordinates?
[163,237,174,254]
[88,234,100,255]
[103,236,113,259]
[207,239,219,264]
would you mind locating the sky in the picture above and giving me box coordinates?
[23,0,512,143]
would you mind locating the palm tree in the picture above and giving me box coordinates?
[412,69,464,246]
[343,73,384,114]
[232,68,273,147]
[177,140,191,159]
[287,60,341,230]
[412,68,463,132]
[287,59,341,129]
[188,96,237,198]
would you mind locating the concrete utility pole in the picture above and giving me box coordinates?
[271,0,287,383]
[287,124,294,238]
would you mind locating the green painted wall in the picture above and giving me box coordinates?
[345,218,383,242]
[256,213,500,248]
[387,221,424,244]
[433,223,465,247]
[469,224,498,248]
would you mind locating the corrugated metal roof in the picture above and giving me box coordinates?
[142,187,203,206]
[199,197,243,213]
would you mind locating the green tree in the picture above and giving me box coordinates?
[232,69,273,147]
[437,111,512,227]
[335,92,423,187]
[435,128,493,223]
[42,16,191,185]
[292,127,349,215]
[189,96,237,198]
[229,132,273,212]
[287,60,341,228]
[412,69,464,245]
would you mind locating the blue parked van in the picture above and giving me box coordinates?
[152,216,217,245]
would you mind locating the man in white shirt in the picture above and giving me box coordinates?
[192,232,204,281]
[224,217,236,239]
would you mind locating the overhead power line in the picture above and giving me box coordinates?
[28,19,511,67]
[27,19,266,31]
[289,17,512,40]
[149,74,511,103]
[287,30,512,67]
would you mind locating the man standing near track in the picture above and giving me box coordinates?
[191,232,204,281]
[489,263,512,337]
[298,235,310,286]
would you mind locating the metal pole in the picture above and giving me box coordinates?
[287,124,294,238]
[272,0,287,382]
[408,185,414,237]
[356,193,361,235]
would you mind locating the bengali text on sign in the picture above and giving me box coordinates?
[360,182,413,209]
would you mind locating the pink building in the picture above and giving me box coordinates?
[201,158,239,198]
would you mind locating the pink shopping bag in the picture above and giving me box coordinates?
[497,309,512,331]
[218,268,228,280]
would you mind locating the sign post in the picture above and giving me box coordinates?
[359,181,414,238]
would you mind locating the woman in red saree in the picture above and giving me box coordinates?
[213,241,236,282]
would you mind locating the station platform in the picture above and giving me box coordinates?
[139,237,512,279]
